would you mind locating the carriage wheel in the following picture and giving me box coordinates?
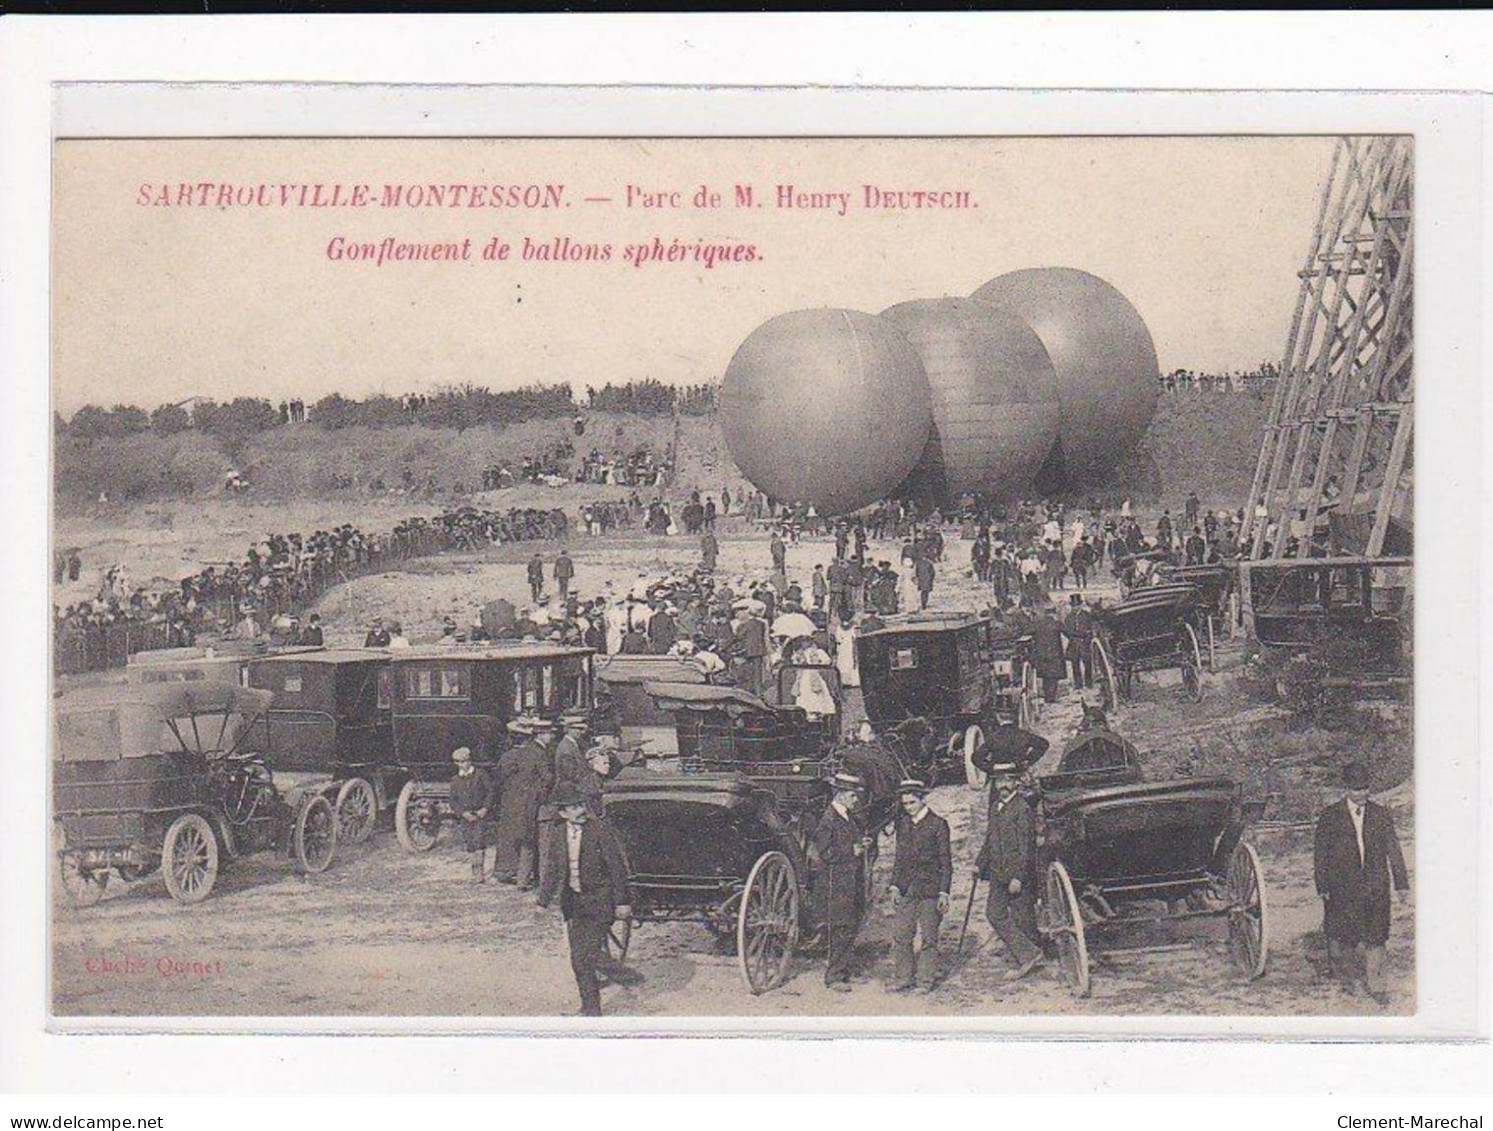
[394,780,441,852]
[1226,842,1269,980]
[162,813,219,904]
[1044,859,1090,998]
[1182,623,1205,703]
[1090,639,1118,715]
[334,777,378,845]
[961,724,987,789]
[293,794,338,874]
[1022,661,1042,721]
[736,851,800,994]
[58,850,109,908]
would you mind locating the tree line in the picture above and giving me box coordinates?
[57,380,721,440]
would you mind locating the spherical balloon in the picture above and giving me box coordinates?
[720,309,932,515]
[972,267,1159,486]
[880,298,1060,501]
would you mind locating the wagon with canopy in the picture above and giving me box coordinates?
[52,683,337,906]
[1033,721,1268,997]
[601,680,904,994]
[856,613,1028,784]
[1088,583,1207,713]
[387,644,595,852]
[1159,562,1235,669]
[243,650,394,844]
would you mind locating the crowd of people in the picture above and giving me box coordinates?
[575,444,672,488]
[1160,362,1280,396]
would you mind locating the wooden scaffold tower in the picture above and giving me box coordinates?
[1237,136,1414,635]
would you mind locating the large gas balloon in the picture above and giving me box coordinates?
[720,309,932,515]
[880,298,1060,501]
[972,267,1159,485]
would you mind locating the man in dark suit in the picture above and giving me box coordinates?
[1314,761,1410,1004]
[810,771,872,992]
[973,748,1045,980]
[887,778,952,993]
[536,785,634,1016]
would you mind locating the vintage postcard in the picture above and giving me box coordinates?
[48,119,1428,1030]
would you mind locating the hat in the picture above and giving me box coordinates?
[1342,761,1371,790]
[451,746,473,764]
[898,778,929,797]
[551,784,586,809]
[830,771,866,792]
[506,717,537,735]
[561,709,590,731]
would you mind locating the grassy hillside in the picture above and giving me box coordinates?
[54,395,1265,515]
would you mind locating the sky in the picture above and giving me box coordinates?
[52,136,1338,415]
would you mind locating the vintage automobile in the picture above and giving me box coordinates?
[1032,720,1268,997]
[593,653,708,756]
[1089,583,1208,713]
[602,680,904,994]
[857,613,1033,784]
[53,683,338,906]
[243,650,394,844]
[124,650,251,689]
[1159,562,1235,670]
[387,643,595,852]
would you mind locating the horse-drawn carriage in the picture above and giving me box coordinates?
[1089,584,1208,713]
[386,644,595,852]
[244,650,394,844]
[53,683,338,906]
[601,680,903,994]
[1160,562,1235,670]
[856,613,1035,785]
[1033,721,1268,996]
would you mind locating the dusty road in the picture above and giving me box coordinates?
[51,526,1414,1020]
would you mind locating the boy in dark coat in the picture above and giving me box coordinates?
[448,747,497,883]
[1314,761,1410,1003]
[536,786,633,1016]
[810,772,873,991]
[887,779,952,992]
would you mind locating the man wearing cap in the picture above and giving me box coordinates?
[552,711,594,811]
[298,613,324,647]
[537,784,633,1016]
[973,747,1045,980]
[553,548,575,599]
[810,772,873,991]
[1314,761,1410,1004]
[363,617,391,648]
[730,601,770,697]
[449,747,498,884]
[888,779,952,993]
[493,718,552,888]
[1063,594,1095,690]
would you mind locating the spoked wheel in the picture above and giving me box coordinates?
[162,813,219,904]
[293,794,338,874]
[736,850,800,994]
[1044,859,1090,998]
[394,780,441,852]
[1022,661,1042,721]
[1226,842,1269,980]
[1182,623,1205,703]
[1090,639,1118,715]
[58,850,110,908]
[334,777,378,845]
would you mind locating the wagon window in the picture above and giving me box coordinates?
[540,664,554,709]
[282,664,303,693]
[517,666,540,711]
[439,668,467,698]
[376,669,391,710]
[891,647,918,671]
[405,666,468,700]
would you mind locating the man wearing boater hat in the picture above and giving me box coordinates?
[887,778,952,993]
[1314,760,1410,1004]
[972,738,1046,980]
[810,771,874,992]
[536,783,633,1016]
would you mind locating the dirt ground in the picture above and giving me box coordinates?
[50,523,1415,1020]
